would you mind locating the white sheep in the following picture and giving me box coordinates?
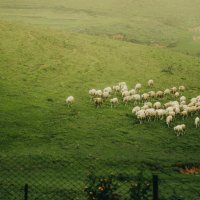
[95,90,103,97]
[179,86,185,92]
[132,106,140,114]
[66,96,74,107]
[110,98,119,108]
[103,87,112,94]
[136,110,146,124]
[154,102,161,109]
[166,115,173,127]
[148,80,154,87]
[102,91,109,99]
[93,97,103,108]
[174,124,186,136]
[135,83,142,91]
[156,91,164,98]
[195,117,200,128]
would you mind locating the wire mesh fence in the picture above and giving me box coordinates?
[0,155,199,200]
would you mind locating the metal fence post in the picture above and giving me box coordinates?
[153,175,158,200]
[24,184,28,200]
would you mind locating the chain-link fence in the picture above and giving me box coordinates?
[0,156,199,200]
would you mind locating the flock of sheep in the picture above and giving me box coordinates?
[66,80,200,136]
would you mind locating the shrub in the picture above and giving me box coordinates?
[128,171,151,200]
[84,172,120,200]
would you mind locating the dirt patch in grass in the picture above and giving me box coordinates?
[174,163,200,175]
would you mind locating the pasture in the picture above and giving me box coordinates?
[0,0,200,199]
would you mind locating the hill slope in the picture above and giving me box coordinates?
[0,21,200,198]
[0,0,200,55]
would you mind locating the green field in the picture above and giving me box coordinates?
[0,0,200,199]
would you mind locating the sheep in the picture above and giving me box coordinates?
[129,89,137,95]
[164,89,171,97]
[141,93,149,102]
[166,115,173,127]
[171,87,177,94]
[148,79,154,87]
[135,83,142,91]
[122,91,130,97]
[156,109,167,120]
[145,108,156,121]
[154,102,161,109]
[93,97,103,108]
[89,89,96,101]
[156,91,164,98]
[132,94,141,104]
[95,90,103,97]
[144,102,153,108]
[148,91,156,98]
[181,110,188,119]
[102,91,109,100]
[195,117,200,128]
[66,96,74,107]
[180,96,186,102]
[179,86,185,92]
[113,85,120,93]
[110,98,119,108]
[136,110,146,124]
[174,92,180,98]
[132,106,140,114]
[123,96,132,105]
[174,124,186,136]
[103,87,112,94]
[89,89,96,96]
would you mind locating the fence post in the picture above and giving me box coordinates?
[153,175,158,200]
[24,184,28,200]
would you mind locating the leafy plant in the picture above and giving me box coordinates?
[128,172,151,200]
[84,172,120,200]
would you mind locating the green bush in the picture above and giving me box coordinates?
[84,172,120,200]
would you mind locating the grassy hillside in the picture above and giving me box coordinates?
[0,21,200,199]
[0,0,200,55]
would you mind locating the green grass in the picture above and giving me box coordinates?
[0,20,200,199]
[0,0,200,55]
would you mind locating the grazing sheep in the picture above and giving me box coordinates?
[89,89,96,96]
[141,93,149,102]
[166,115,173,127]
[154,102,161,109]
[102,91,109,100]
[110,98,119,108]
[132,94,141,104]
[93,97,103,108]
[156,91,164,98]
[164,89,171,97]
[179,86,185,92]
[132,106,141,114]
[66,96,74,107]
[181,110,188,119]
[180,96,186,102]
[144,102,153,108]
[148,80,154,87]
[195,117,200,128]
[136,110,146,124]
[171,87,177,94]
[129,89,137,95]
[103,87,112,94]
[148,91,156,98]
[113,85,120,93]
[123,96,132,105]
[174,124,186,136]
[135,83,142,91]
[95,90,103,97]
[174,92,180,98]
[122,91,130,97]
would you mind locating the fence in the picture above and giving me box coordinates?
[0,156,199,200]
